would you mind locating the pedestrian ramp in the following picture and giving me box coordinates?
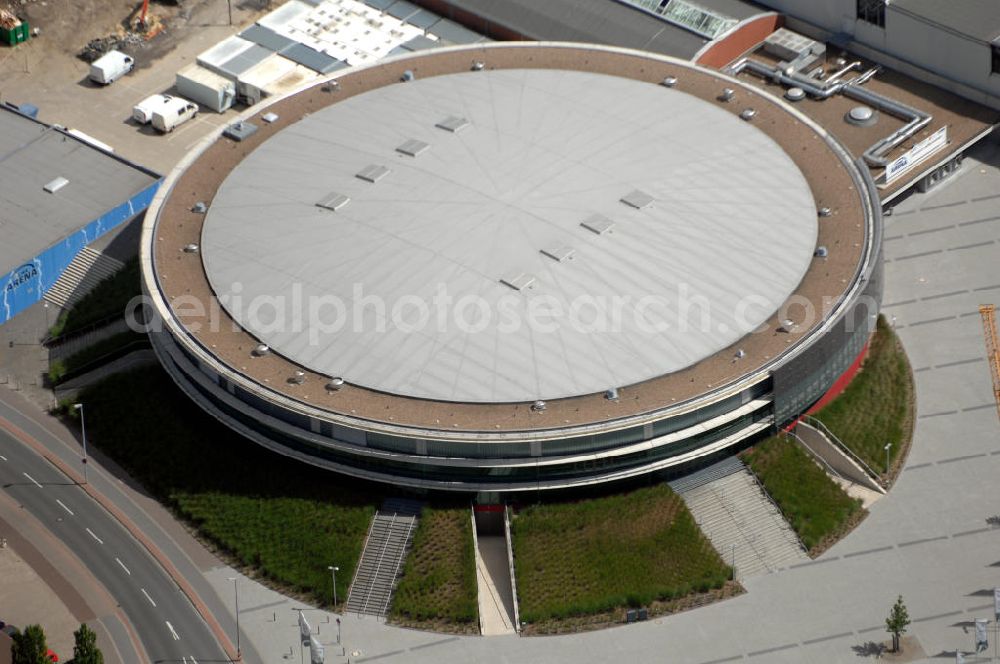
[346,498,422,617]
[669,456,808,580]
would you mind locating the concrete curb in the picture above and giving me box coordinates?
[0,415,240,663]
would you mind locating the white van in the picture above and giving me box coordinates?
[151,97,199,133]
[132,94,174,124]
[89,50,134,85]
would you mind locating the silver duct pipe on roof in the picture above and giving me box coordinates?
[727,58,932,168]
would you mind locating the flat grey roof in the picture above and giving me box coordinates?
[201,68,817,404]
[0,108,157,276]
[239,24,297,53]
[279,42,345,73]
[892,0,1000,43]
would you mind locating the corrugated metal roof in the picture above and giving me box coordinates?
[239,24,297,52]
[257,0,314,32]
[430,17,485,44]
[891,0,1000,43]
[0,107,157,276]
[279,42,345,73]
[197,35,255,69]
[217,44,274,79]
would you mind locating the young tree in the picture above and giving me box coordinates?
[72,623,104,664]
[885,595,911,653]
[11,624,48,664]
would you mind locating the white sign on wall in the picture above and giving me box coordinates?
[884,126,948,184]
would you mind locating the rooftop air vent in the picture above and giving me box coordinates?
[735,348,746,359]
[785,87,806,102]
[289,371,306,385]
[396,139,429,157]
[531,400,547,412]
[316,192,350,211]
[500,272,535,291]
[223,121,258,142]
[814,245,829,258]
[261,112,279,124]
[435,116,469,133]
[540,244,575,262]
[845,106,878,127]
[739,108,756,121]
[621,190,654,210]
[580,214,615,235]
[321,80,340,92]
[191,202,208,213]
[326,377,345,391]
[252,344,270,356]
[818,206,832,217]
[605,388,620,401]
[356,165,390,183]
[401,69,415,82]
[183,243,200,253]
[719,88,735,102]
[43,177,69,193]
[471,60,485,71]
[661,75,678,87]
[780,319,796,333]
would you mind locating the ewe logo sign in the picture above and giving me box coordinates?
[5,263,39,294]
[885,126,948,184]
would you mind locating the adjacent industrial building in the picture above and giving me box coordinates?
[1,105,160,325]
[143,43,882,493]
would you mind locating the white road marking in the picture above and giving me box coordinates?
[141,588,156,607]
[165,621,180,641]
[56,499,74,516]
[22,472,42,488]
[85,527,104,544]
[189,657,197,664]
[115,557,131,575]
[0,454,7,461]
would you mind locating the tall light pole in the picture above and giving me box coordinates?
[228,577,241,660]
[884,442,892,475]
[72,403,88,484]
[328,565,339,608]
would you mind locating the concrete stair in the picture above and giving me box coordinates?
[43,247,124,310]
[346,498,422,617]
[669,457,807,580]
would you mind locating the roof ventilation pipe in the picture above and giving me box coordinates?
[726,58,932,167]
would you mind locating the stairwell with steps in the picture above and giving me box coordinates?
[43,246,124,310]
[346,498,422,617]
[669,456,808,580]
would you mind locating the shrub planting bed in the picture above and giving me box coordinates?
[742,436,863,554]
[390,507,478,630]
[49,258,140,338]
[67,367,377,607]
[813,315,914,475]
[511,485,731,624]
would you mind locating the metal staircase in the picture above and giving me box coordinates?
[346,498,422,617]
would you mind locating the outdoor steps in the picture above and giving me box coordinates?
[43,246,124,310]
[669,457,808,580]
[346,498,423,617]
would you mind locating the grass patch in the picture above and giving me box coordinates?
[66,366,378,606]
[812,315,914,473]
[49,258,140,338]
[512,485,731,623]
[742,436,862,553]
[48,331,148,384]
[390,507,478,626]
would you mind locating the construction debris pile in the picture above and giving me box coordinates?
[78,32,144,62]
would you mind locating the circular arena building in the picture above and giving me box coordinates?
[141,43,882,493]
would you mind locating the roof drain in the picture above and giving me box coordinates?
[726,58,932,167]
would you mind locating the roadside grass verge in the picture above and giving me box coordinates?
[742,435,863,554]
[511,484,731,626]
[48,331,149,384]
[390,507,478,631]
[49,258,140,338]
[812,315,915,475]
[65,366,378,606]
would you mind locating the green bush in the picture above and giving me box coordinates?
[69,367,377,607]
[743,436,862,552]
[813,315,913,472]
[512,485,730,623]
[391,507,478,623]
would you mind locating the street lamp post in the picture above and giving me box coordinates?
[884,442,892,475]
[72,403,88,484]
[328,565,339,608]
[228,577,241,660]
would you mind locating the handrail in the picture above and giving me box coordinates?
[503,505,521,633]
[785,430,845,482]
[470,506,484,635]
[51,339,151,386]
[741,458,809,556]
[44,312,126,347]
[361,512,397,616]
[381,515,416,617]
[346,514,377,611]
[802,415,883,483]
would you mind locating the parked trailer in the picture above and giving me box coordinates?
[151,97,198,133]
[89,50,134,85]
[175,64,235,113]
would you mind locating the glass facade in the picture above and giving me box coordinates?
[620,0,738,38]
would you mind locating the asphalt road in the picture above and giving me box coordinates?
[0,427,227,664]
